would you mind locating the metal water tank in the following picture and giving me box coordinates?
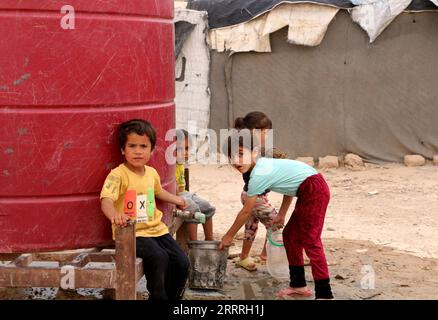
[0,0,175,252]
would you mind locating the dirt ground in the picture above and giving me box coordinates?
[1,162,438,300]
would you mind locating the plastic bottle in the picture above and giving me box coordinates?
[266,228,289,280]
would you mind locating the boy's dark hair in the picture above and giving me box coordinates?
[176,129,189,140]
[175,129,190,147]
[118,119,156,150]
[234,111,272,130]
[222,129,259,159]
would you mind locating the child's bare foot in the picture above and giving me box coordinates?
[276,286,313,298]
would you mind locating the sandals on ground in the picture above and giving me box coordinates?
[236,257,258,271]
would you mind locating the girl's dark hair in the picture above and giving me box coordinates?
[222,129,258,159]
[118,119,156,150]
[175,128,190,148]
[175,129,189,140]
[234,111,272,130]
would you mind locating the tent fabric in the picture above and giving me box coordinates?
[406,0,438,11]
[189,0,438,45]
[187,0,353,29]
[350,0,412,43]
[208,11,438,163]
[175,21,196,59]
[174,9,211,131]
[209,3,339,52]
[188,0,438,30]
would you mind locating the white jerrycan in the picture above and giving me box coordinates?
[266,228,290,280]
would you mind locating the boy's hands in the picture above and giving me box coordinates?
[110,212,130,227]
[176,196,188,210]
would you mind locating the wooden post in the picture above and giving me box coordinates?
[184,167,190,192]
[115,221,137,300]
[176,223,190,254]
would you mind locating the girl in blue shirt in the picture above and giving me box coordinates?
[219,129,334,300]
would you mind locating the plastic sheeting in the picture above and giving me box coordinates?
[209,3,339,52]
[175,9,211,131]
[187,0,353,29]
[407,0,438,11]
[350,0,412,43]
[175,21,196,59]
[208,11,438,163]
[189,0,438,45]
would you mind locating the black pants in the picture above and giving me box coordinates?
[136,234,190,300]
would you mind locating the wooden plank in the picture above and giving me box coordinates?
[88,253,116,264]
[115,221,137,300]
[0,265,116,288]
[0,253,21,261]
[184,167,190,192]
[34,248,100,263]
[135,258,144,283]
[70,253,90,268]
[13,254,33,267]
[176,223,190,254]
[0,266,61,287]
[169,215,184,236]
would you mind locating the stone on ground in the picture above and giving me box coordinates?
[318,156,339,169]
[404,155,425,167]
[344,153,364,170]
[295,157,315,167]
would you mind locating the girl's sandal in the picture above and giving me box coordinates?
[236,257,257,271]
[276,287,313,298]
[252,255,267,265]
[258,254,267,264]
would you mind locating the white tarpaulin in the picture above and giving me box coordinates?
[262,3,339,46]
[209,3,339,52]
[350,0,412,43]
[175,9,211,131]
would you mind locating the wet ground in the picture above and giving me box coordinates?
[1,238,437,300]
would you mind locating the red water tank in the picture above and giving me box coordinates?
[0,1,175,252]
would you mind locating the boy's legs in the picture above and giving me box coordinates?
[136,235,190,300]
[202,217,214,241]
[186,222,198,241]
[156,234,190,300]
[136,237,170,300]
[180,192,201,241]
[191,193,216,241]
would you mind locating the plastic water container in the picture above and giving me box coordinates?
[266,229,290,280]
[187,241,229,290]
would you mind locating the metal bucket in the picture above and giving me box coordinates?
[187,241,229,290]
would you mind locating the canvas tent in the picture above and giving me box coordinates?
[184,0,438,163]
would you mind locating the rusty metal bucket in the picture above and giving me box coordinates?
[187,241,228,290]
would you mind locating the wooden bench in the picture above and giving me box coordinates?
[0,221,143,300]
[0,167,191,299]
